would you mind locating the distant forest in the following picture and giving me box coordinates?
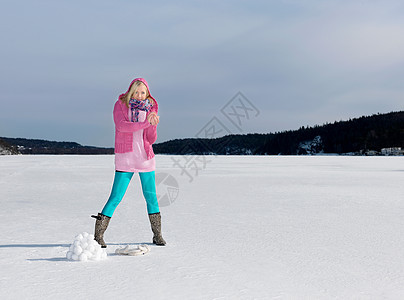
[0,138,114,155]
[153,111,404,155]
[1,111,403,155]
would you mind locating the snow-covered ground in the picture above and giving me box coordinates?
[1,155,403,299]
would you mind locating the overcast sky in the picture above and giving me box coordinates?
[1,0,403,147]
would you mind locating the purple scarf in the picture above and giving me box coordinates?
[129,98,152,122]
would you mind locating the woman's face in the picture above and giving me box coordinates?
[132,84,148,101]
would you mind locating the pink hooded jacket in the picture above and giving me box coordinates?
[113,78,158,160]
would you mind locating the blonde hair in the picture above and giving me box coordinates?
[120,81,155,107]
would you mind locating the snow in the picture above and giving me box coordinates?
[0,155,404,299]
[66,232,107,261]
[0,145,14,155]
[298,135,323,155]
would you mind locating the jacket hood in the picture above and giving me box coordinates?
[118,78,158,112]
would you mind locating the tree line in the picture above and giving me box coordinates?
[2,111,403,155]
[154,111,404,155]
[0,137,114,155]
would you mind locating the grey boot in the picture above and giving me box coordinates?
[148,212,166,246]
[91,213,111,248]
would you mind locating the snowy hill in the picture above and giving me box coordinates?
[0,138,19,155]
[0,137,113,155]
[1,155,404,299]
[0,144,14,155]
[297,135,324,155]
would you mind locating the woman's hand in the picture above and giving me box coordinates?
[147,112,160,126]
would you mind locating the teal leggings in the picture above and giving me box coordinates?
[101,171,160,217]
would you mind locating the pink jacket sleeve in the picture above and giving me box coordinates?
[144,99,158,144]
[144,125,157,144]
[113,101,151,133]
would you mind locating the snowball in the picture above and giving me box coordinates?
[74,246,83,255]
[66,232,107,262]
[83,250,92,258]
